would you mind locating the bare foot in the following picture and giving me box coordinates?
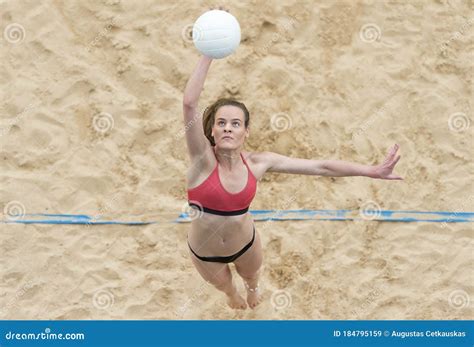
[246,286,263,309]
[227,290,247,310]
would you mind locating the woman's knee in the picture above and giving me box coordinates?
[201,264,233,288]
[235,262,262,280]
[209,271,235,292]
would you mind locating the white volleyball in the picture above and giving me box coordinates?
[192,10,241,59]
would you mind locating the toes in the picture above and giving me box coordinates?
[247,295,263,309]
[228,294,248,310]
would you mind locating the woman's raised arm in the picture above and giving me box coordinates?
[183,56,213,160]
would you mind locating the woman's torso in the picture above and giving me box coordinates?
[186,150,266,256]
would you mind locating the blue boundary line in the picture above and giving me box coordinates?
[1,210,473,225]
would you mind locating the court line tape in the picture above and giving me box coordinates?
[1,210,473,225]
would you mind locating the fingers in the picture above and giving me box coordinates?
[387,173,403,180]
[210,6,230,12]
[387,143,399,157]
[390,154,401,167]
[381,144,402,180]
[384,144,400,165]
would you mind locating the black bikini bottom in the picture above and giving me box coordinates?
[188,225,256,263]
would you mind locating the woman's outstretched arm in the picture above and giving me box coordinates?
[183,56,213,107]
[183,56,213,160]
[259,144,403,180]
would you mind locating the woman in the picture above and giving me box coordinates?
[183,55,403,310]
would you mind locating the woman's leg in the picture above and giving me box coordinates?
[233,228,263,309]
[189,249,247,309]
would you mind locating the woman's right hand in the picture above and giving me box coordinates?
[210,6,230,12]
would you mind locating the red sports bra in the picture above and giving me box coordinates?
[187,150,257,216]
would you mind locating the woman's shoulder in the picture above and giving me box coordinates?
[241,151,270,181]
[242,150,269,164]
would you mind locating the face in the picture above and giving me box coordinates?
[211,105,249,148]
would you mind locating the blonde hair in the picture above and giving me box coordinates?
[202,98,250,146]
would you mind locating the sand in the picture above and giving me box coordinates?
[0,0,472,319]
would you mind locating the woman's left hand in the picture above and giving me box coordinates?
[372,143,403,180]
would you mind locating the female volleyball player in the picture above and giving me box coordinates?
[183,55,402,310]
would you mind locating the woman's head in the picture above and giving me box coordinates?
[203,98,250,148]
